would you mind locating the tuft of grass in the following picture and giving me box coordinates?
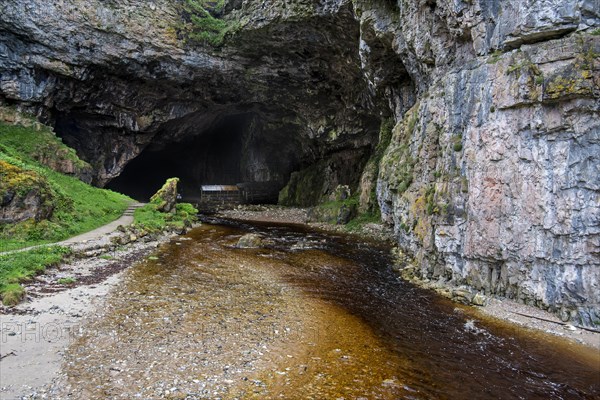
[452,134,463,152]
[57,277,76,285]
[487,50,503,64]
[0,246,71,305]
[591,28,600,36]
[1,283,25,306]
[345,211,381,232]
[0,121,132,251]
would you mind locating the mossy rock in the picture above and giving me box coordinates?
[150,178,179,213]
[307,195,358,225]
[0,160,56,223]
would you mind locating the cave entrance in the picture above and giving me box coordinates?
[106,113,289,204]
[107,115,247,202]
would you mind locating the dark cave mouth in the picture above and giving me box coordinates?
[105,113,294,204]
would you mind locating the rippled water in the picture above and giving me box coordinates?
[59,219,600,399]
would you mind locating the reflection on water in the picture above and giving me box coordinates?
[60,219,600,399]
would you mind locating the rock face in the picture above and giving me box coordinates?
[0,0,598,324]
[359,1,600,325]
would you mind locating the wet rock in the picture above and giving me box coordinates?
[236,233,264,249]
[472,293,488,307]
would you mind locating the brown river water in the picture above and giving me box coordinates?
[56,218,600,399]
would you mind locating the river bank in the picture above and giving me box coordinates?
[37,219,600,398]
[0,230,178,399]
[218,205,600,350]
[1,206,598,399]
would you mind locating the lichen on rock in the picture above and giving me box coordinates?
[0,160,56,223]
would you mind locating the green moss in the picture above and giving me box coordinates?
[487,50,503,64]
[309,196,359,224]
[0,246,71,305]
[424,185,437,215]
[0,159,55,201]
[279,162,328,207]
[590,28,600,36]
[461,176,469,193]
[451,134,463,152]
[535,75,544,85]
[379,108,419,196]
[345,210,381,232]
[360,117,395,213]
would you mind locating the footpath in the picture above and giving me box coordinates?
[0,202,145,256]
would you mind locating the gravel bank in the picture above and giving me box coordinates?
[0,233,176,399]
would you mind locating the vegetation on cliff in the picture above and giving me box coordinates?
[180,0,239,46]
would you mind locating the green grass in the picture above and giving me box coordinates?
[0,121,132,251]
[345,211,382,232]
[591,28,600,36]
[133,202,198,232]
[57,276,76,285]
[0,122,88,171]
[0,246,71,305]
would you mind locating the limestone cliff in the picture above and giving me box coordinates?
[0,0,598,324]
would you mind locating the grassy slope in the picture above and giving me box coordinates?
[0,121,132,251]
[0,119,133,304]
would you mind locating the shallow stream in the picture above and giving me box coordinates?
[58,218,600,399]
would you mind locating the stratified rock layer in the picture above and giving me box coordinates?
[0,0,598,324]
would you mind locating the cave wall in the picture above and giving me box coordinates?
[0,0,599,324]
[352,0,600,325]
